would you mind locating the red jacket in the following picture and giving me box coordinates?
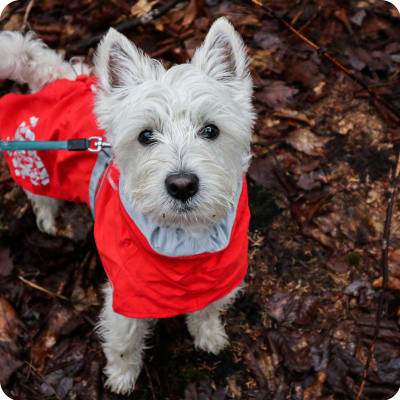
[0,75,250,319]
[0,75,99,204]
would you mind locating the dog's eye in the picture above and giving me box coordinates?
[138,130,157,146]
[200,124,220,140]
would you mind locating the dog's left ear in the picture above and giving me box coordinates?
[94,28,163,93]
[191,17,250,86]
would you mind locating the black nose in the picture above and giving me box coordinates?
[165,173,199,202]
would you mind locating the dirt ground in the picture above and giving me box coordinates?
[1,0,400,399]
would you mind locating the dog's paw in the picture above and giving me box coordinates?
[193,321,229,355]
[36,213,57,236]
[104,361,141,395]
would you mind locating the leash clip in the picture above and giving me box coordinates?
[88,137,111,152]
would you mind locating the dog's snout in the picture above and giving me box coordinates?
[165,173,199,202]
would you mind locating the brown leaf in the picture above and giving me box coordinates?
[0,344,23,386]
[0,247,13,277]
[266,293,319,326]
[334,8,353,33]
[391,128,400,145]
[3,14,23,30]
[273,107,315,126]
[389,248,400,278]
[255,81,298,108]
[287,60,323,89]
[303,371,327,400]
[302,225,336,248]
[250,49,285,74]
[327,257,349,274]
[131,0,158,17]
[373,276,400,291]
[0,295,24,344]
[254,32,284,50]
[181,0,198,29]
[297,171,323,191]
[247,157,281,191]
[267,330,314,373]
[30,305,78,370]
[285,128,331,156]
[226,377,242,399]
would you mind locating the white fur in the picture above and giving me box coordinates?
[0,31,91,92]
[0,18,254,395]
[98,284,241,394]
[186,286,241,355]
[97,284,155,394]
[25,191,61,235]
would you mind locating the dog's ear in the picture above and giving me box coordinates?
[191,17,250,84]
[94,28,162,93]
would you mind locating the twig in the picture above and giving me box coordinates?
[18,275,68,301]
[69,0,184,51]
[21,0,35,31]
[143,361,157,400]
[24,361,62,400]
[355,149,400,400]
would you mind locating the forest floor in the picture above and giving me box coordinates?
[1,0,400,399]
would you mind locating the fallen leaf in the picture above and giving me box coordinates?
[0,295,24,344]
[131,0,157,17]
[285,128,331,156]
[351,10,367,26]
[297,171,323,191]
[273,108,315,126]
[373,276,400,291]
[226,377,242,398]
[266,292,319,326]
[254,32,284,50]
[0,344,23,386]
[255,81,298,108]
[0,247,13,277]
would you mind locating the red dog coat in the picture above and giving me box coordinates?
[0,75,250,318]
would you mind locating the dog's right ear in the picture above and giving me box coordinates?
[94,28,163,93]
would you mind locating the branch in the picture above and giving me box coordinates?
[18,275,68,301]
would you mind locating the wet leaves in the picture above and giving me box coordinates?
[1,0,400,399]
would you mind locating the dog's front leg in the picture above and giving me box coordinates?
[98,284,155,395]
[25,191,61,235]
[186,287,241,355]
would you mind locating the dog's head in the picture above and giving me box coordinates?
[94,17,254,228]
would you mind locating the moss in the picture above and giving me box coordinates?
[181,365,210,383]
[346,251,362,266]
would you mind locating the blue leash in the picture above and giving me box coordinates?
[0,136,111,152]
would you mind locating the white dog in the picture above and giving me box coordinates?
[0,18,255,394]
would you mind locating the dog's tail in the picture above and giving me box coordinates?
[0,31,86,92]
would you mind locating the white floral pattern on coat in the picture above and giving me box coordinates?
[8,116,50,186]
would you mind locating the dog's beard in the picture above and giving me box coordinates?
[173,202,194,214]
[138,195,232,227]
[124,180,237,229]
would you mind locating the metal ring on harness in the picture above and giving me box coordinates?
[88,137,112,152]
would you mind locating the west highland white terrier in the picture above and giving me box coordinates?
[0,18,255,394]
